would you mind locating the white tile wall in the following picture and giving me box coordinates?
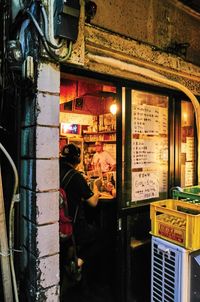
[36,191,59,225]
[36,127,59,158]
[37,254,59,288]
[38,63,60,94]
[36,159,59,191]
[37,93,60,126]
[37,223,59,257]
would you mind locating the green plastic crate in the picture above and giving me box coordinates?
[172,186,200,203]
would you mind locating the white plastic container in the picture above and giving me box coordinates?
[151,236,190,302]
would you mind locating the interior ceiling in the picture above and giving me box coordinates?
[179,0,200,13]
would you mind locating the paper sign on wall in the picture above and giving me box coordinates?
[186,137,194,161]
[132,171,159,201]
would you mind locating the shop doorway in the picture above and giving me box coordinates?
[59,73,198,302]
[59,73,119,302]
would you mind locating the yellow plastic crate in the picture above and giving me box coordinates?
[150,199,200,251]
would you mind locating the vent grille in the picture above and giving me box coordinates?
[151,238,181,302]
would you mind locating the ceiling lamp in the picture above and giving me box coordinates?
[110,103,117,115]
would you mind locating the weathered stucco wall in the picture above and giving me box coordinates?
[90,0,200,66]
[65,0,200,95]
[84,24,200,95]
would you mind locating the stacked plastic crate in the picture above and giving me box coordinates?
[150,192,200,302]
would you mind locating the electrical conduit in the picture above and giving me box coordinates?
[0,143,19,302]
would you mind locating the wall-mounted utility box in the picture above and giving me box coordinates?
[54,0,80,41]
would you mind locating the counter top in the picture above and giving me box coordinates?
[99,192,114,199]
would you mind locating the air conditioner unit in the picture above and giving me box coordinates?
[151,236,190,302]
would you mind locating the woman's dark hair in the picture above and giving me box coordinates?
[60,144,81,165]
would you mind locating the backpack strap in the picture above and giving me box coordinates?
[61,169,77,188]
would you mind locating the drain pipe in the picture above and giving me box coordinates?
[87,53,200,184]
[0,143,19,302]
[0,166,13,302]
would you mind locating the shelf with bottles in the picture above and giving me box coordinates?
[83,132,116,143]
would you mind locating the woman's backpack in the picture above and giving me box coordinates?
[59,169,78,240]
[59,188,73,239]
[59,169,82,289]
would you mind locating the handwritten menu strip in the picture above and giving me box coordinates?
[185,161,195,187]
[132,138,168,168]
[159,167,168,192]
[181,143,186,153]
[186,137,194,161]
[159,107,168,134]
[132,172,159,201]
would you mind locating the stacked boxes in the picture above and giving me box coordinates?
[150,199,200,251]
[150,197,200,301]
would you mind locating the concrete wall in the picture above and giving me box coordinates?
[90,0,200,66]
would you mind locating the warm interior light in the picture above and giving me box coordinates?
[182,112,188,121]
[110,103,117,115]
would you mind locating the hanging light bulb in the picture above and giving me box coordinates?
[110,103,117,115]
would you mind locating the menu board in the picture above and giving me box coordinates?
[131,91,168,203]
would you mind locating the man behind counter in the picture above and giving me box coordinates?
[92,141,116,173]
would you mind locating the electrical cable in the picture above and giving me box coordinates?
[0,142,19,302]
[19,18,31,59]
[27,10,73,62]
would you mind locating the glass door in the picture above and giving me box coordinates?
[120,89,169,208]
[131,90,169,204]
[118,88,170,302]
[119,88,198,302]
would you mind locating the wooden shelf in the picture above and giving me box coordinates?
[84,140,116,143]
[83,131,116,135]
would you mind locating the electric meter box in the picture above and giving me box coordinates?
[54,0,80,41]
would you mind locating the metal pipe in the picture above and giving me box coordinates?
[0,143,19,302]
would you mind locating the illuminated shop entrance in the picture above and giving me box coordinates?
[59,72,197,302]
